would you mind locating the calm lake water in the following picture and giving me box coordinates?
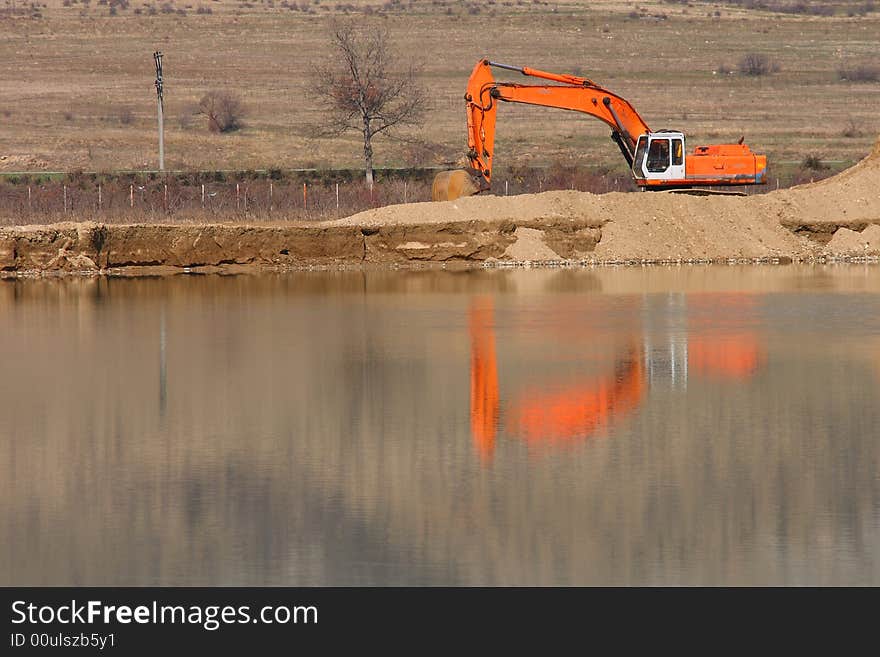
[2,264,879,586]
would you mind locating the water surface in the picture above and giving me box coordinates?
[2,265,879,585]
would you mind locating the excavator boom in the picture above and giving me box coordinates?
[433,59,767,201]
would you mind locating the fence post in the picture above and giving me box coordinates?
[236,183,240,211]
[336,182,339,212]
[303,182,307,210]
[63,185,67,214]
[404,180,407,204]
[130,184,133,208]
[98,184,102,211]
[27,186,31,212]
[201,184,205,208]
[505,180,508,196]
[163,184,168,213]
[269,181,273,214]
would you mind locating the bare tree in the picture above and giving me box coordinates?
[310,23,428,186]
[198,91,245,133]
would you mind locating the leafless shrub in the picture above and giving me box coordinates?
[738,53,779,76]
[197,91,245,133]
[841,117,862,138]
[118,108,134,125]
[837,64,879,83]
[801,154,828,171]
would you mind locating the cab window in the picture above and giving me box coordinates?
[646,139,670,173]
[672,138,683,166]
[632,136,649,178]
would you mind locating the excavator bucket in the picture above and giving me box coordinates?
[431,169,481,202]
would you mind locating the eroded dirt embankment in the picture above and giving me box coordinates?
[2,138,879,275]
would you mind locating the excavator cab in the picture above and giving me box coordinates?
[631,131,686,185]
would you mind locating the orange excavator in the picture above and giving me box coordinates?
[433,59,768,201]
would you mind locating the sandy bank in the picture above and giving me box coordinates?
[2,138,879,276]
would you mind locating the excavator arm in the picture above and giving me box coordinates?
[464,59,651,191]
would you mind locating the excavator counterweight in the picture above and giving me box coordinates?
[433,59,767,201]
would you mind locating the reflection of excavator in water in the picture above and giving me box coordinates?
[433,59,768,201]
[469,294,766,460]
[469,298,646,460]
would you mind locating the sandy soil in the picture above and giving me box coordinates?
[1,137,878,275]
[337,134,880,262]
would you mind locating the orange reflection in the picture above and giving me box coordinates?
[469,298,644,459]
[687,293,765,381]
[506,350,645,447]
[689,335,762,380]
[470,297,499,460]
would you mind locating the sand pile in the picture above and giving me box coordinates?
[334,135,880,263]
[825,225,880,256]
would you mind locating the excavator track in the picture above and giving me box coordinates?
[660,188,748,197]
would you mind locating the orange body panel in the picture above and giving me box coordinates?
[638,143,767,187]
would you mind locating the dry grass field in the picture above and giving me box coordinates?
[0,0,878,180]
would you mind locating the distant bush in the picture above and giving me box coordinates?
[198,91,245,133]
[118,108,134,125]
[716,1,841,15]
[837,64,879,83]
[196,4,212,13]
[738,53,779,76]
[841,118,862,138]
[801,154,828,171]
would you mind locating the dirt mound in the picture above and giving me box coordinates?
[333,190,609,228]
[825,224,880,256]
[333,136,880,263]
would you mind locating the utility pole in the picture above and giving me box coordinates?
[154,51,165,171]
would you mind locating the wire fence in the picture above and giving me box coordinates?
[0,159,833,226]
[0,167,638,225]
